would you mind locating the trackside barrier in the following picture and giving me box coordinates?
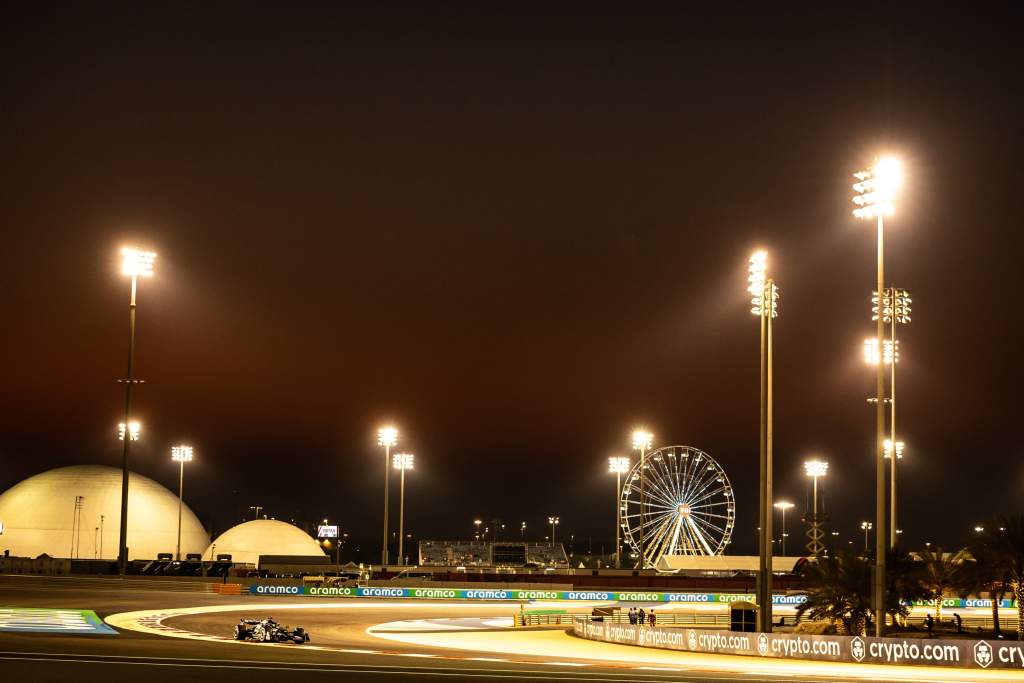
[246,585,810,604]
[572,616,1024,671]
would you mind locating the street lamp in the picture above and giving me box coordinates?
[473,519,482,541]
[520,521,526,540]
[392,452,414,566]
[803,459,828,557]
[748,249,778,633]
[171,445,194,561]
[548,516,559,548]
[377,426,398,565]
[853,155,902,636]
[116,246,155,576]
[631,430,653,568]
[608,456,630,569]
[773,502,794,556]
[861,521,873,552]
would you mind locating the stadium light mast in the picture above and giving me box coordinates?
[853,155,902,636]
[392,452,414,566]
[377,426,398,566]
[748,249,778,633]
[171,445,194,561]
[803,459,828,557]
[631,430,653,568]
[116,246,155,576]
[548,516,559,548]
[608,456,630,569]
[875,287,912,548]
[773,501,794,556]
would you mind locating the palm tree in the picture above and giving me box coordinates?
[956,551,1007,638]
[887,547,930,628]
[917,546,969,622]
[795,549,872,635]
[987,514,1024,639]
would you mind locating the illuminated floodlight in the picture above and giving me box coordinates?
[883,439,905,460]
[863,338,898,365]
[377,426,398,447]
[118,421,141,441]
[608,456,630,473]
[392,452,415,470]
[171,445,194,462]
[631,430,653,451]
[861,521,873,531]
[873,288,912,324]
[121,247,156,277]
[773,501,795,511]
[852,157,902,219]
[548,515,559,525]
[747,250,778,318]
[804,460,829,478]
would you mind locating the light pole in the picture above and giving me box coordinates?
[520,521,526,540]
[377,426,398,566]
[803,459,828,557]
[773,502,794,556]
[115,246,154,576]
[392,452,414,566]
[631,430,653,568]
[748,250,778,633]
[875,287,911,548]
[473,519,482,541]
[608,456,630,569]
[548,516,559,548]
[171,445,194,561]
[853,156,902,636]
[861,521,873,552]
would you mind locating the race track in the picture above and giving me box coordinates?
[1,575,1021,683]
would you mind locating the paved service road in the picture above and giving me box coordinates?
[1,575,1020,683]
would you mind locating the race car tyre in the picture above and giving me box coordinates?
[233,624,247,641]
[252,624,268,642]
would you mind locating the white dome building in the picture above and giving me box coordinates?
[205,519,324,565]
[0,465,208,561]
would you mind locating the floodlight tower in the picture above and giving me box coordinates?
[631,430,653,567]
[853,156,902,636]
[548,516,559,548]
[773,502,795,556]
[748,250,778,633]
[171,445,194,561]
[803,459,828,557]
[116,246,155,576]
[377,426,398,565]
[875,287,912,548]
[608,456,630,568]
[392,452,414,566]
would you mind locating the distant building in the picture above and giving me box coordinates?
[0,465,208,561]
[205,519,325,566]
[418,540,568,568]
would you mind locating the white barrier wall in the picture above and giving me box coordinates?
[573,617,1024,671]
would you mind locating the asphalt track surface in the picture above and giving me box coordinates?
[1,576,1020,683]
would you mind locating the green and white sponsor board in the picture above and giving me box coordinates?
[248,585,807,604]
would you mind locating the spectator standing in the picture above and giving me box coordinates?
[649,610,656,627]
[638,608,646,625]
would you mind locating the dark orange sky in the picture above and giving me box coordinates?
[1,3,1021,558]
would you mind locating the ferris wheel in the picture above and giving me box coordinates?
[619,445,735,568]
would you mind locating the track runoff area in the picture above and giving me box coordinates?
[1,578,1023,682]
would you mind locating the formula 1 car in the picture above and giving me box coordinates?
[233,618,310,644]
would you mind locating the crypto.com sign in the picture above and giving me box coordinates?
[575,619,1024,670]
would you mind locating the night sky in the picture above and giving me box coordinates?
[2,4,1022,558]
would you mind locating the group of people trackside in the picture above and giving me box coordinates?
[627,606,656,626]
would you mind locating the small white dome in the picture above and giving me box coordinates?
[0,465,209,560]
[205,519,324,565]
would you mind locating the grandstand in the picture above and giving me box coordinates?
[418,540,568,568]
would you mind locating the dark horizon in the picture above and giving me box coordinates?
[2,4,1022,558]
